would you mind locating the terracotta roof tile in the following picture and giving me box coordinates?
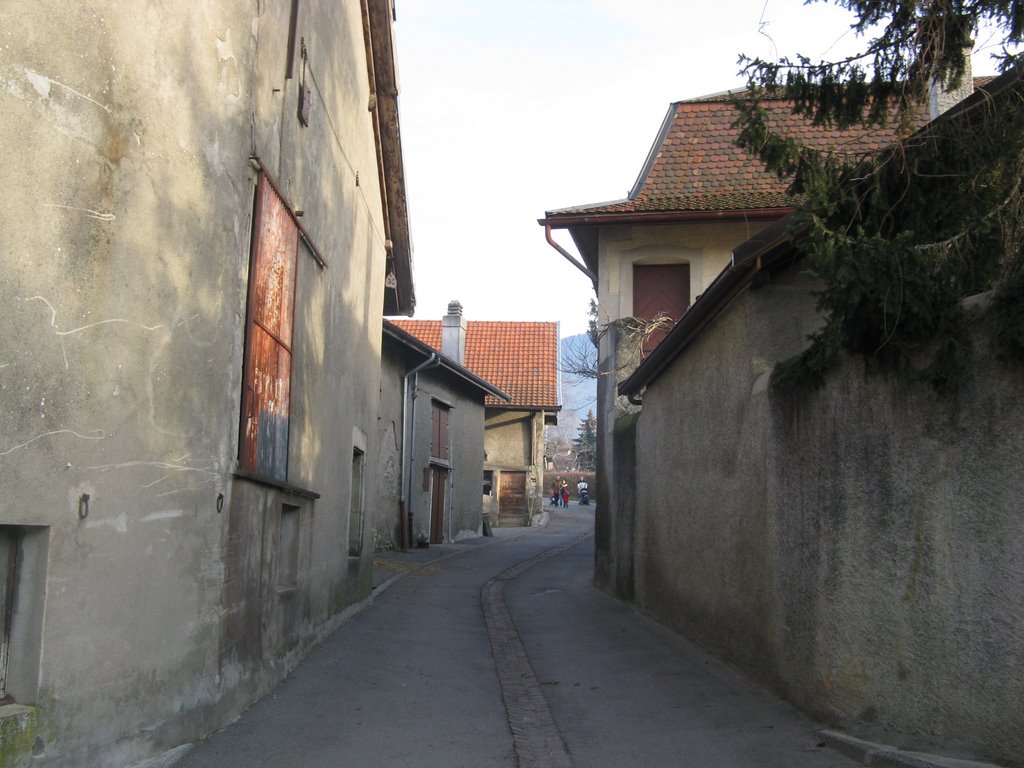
[390,320,560,410]
[546,91,931,218]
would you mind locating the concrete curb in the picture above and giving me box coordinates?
[819,730,1006,768]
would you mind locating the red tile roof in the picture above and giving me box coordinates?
[545,90,929,219]
[390,320,560,410]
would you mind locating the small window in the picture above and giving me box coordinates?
[348,449,365,557]
[430,401,450,461]
[482,470,493,496]
[278,504,301,590]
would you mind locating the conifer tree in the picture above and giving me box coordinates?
[736,2,1024,389]
[572,410,597,472]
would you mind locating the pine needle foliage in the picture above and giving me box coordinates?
[735,2,1024,392]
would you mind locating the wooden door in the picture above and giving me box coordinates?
[498,471,527,524]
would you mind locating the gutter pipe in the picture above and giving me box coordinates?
[544,225,597,289]
[401,353,440,549]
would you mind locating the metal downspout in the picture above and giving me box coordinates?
[545,225,597,288]
[401,353,440,548]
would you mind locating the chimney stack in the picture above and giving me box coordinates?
[930,48,974,119]
[441,300,466,364]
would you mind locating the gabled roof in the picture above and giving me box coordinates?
[382,321,510,403]
[389,320,560,410]
[542,89,927,224]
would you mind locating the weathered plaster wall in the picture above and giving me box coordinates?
[484,410,546,523]
[1,1,391,765]
[409,371,486,544]
[374,344,407,550]
[485,413,531,466]
[633,270,1024,764]
[592,219,781,594]
[375,340,489,548]
[595,221,762,321]
[767,345,1024,763]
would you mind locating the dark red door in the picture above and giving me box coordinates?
[633,264,690,355]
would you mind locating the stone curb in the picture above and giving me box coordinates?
[819,730,1006,768]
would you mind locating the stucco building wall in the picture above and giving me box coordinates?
[412,373,487,542]
[595,222,744,320]
[374,343,408,550]
[1,1,394,765]
[484,410,546,525]
[632,270,1024,763]
[374,344,488,548]
[592,219,775,594]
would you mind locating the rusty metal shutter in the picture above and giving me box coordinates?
[240,176,299,481]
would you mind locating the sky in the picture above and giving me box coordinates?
[390,1,1005,337]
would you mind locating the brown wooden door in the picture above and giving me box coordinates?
[499,471,527,521]
[429,466,448,545]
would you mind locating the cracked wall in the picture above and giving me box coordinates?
[0,1,391,765]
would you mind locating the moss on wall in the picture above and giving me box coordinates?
[0,706,39,768]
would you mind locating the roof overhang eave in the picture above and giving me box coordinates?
[368,0,415,317]
[486,403,563,413]
[539,207,792,279]
[539,206,794,229]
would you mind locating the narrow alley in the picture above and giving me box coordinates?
[173,507,863,768]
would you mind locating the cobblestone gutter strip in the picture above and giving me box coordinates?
[481,533,591,768]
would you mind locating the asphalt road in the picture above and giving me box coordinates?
[174,506,858,768]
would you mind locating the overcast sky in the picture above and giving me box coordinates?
[391,1,1003,337]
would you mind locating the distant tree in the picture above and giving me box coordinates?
[736,2,1024,390]
[571,410,597,471]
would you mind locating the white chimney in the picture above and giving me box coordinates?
[930,50,974,120]
[441,300,466,364]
